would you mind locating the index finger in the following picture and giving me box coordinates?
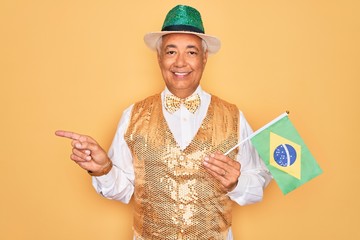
[55,130,97,144]
[212,152,232,163]
[55,130,82,141]
[209,152,238,167]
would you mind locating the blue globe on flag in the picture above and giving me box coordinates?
[273,144,297,167]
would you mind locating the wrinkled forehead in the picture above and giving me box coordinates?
[160,33,204,49]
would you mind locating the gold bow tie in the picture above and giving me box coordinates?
[164,94,201,114]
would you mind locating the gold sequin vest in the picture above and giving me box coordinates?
[125,94,239,240]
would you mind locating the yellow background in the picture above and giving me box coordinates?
[1,0,359,239]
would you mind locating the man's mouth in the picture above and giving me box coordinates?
[174,72,189,76]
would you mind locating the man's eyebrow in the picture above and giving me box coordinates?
[165,44,177,49]
[186,45,199,50]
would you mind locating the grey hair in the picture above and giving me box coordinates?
[156,36,208,54]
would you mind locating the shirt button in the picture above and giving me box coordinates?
[179,155,185,161]
[178,233,183,239]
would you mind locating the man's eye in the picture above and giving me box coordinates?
[166,51,176,55]
[188,51,198,55]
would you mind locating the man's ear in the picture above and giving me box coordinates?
[203,51,208,65]
[157,51,161,64]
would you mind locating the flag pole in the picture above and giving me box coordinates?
[224,111,289,156]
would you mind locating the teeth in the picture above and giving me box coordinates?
[175,72,188,76]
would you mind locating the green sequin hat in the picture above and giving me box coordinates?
[144,5,221,54]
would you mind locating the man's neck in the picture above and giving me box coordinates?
[166,86,201,99]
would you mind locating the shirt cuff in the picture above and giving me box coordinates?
[227,172,267,206]
[93,165,117,189]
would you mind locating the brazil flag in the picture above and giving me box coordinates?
[250,113,322,195]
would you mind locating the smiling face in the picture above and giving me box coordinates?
[157,33,208,99]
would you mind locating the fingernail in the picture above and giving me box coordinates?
[204,156,209,161]
[210,154,215,158]
[76,143,81,148]
[85,150,91,155]
[86,156,92,161]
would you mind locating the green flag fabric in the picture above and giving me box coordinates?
[250,113,322,195]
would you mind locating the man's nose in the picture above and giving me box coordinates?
[174,53,186,67]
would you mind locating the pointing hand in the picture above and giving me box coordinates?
[55,130,112,176]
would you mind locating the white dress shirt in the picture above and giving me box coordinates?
[92,86,272,239]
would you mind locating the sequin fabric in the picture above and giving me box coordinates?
[124,94,239,240]
[164,93,201,114]
[162,5,205,33]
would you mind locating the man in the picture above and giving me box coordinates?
[56,5,272,239]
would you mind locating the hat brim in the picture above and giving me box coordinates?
[144,31,221,54]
